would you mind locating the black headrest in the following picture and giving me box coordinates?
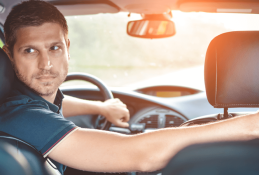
[0,48,14,105]
[205,31,259,108]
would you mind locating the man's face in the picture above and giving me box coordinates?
[11,22,70,97]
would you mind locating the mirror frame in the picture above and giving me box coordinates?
[127,19,176,39]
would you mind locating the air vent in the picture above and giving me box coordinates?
[139,115,158,129]
[165,115,185,127]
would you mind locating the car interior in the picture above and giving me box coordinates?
[1,0,259,175]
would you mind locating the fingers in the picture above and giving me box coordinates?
[110,108,130,127]
[113,117,129,128]
[117,121,129,128]
[123,108,130,122]
[103,98,130,127]
[105,98,124,105]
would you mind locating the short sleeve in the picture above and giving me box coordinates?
[0,98,78,157]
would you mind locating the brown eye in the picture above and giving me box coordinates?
[25,48,35,53]
[51,46,59,50]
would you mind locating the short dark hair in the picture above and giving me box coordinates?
[4,0,68,57]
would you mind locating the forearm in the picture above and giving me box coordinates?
[49,113,259,173]
[62,95,130,127]
[134,113,258,171]
[62,95,103,117]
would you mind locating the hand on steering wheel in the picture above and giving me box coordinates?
[100,98,130,128]
[65,72,114,130]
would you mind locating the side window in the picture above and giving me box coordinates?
[0,39,4,48]
[0,24,4,48]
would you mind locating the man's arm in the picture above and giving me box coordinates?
[62,95,130,127]
[48,113,259,172]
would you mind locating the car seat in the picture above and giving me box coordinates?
[0,48,61,175]
[162,31,259,175]
[162,139,259,175]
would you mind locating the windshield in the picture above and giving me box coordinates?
[63,11,259,90]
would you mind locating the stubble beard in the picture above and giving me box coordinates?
[12,62,68,97]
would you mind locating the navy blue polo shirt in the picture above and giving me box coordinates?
[0,79,78,174]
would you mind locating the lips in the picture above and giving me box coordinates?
[37,76,55,79]
[33,71,59,80]
[36,76,56,83]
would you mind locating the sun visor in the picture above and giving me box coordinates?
[123,3,171,14]
[179,2,259,14]
[56,4,119,16]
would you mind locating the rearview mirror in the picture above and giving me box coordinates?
[127,20,176,39]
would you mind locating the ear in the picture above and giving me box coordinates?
[66,39,70,61]
[2,45,14,62]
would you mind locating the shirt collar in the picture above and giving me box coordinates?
[13,77,64,113]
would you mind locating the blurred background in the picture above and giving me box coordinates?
[64,11,259,90]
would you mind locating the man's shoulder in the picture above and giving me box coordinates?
[0,93,50,114]
[0,92,77,160]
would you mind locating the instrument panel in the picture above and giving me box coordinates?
[135,85,201,98]
[129,107,187,130]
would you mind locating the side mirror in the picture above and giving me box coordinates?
[127,19,176,39]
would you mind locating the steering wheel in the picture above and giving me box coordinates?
[65,72,113,130]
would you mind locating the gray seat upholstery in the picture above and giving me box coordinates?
[0,139,29,175]
[162,139,259,175]
[0,47,14,106]
[0,48,61,175]
[163,31,259,174]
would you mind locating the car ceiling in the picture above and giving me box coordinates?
[0,0,259,24]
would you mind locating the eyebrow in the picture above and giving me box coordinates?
[18,41,65,52]
[49,41,64,46]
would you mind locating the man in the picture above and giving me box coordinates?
[0,1,259,175]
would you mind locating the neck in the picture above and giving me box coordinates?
[41,91,57,104]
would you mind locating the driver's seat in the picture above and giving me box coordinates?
[0,48,61,174]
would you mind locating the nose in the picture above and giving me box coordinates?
[38,51,53,70]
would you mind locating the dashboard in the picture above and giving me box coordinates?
[62,85,200,131]
[129,107,187,131]
[62,85,259,134]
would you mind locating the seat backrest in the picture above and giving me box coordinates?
[162,139,259,175]
[0,132,61,175]
[0,48,14,106]
[0,48,60,174]
[0,139,30,175]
